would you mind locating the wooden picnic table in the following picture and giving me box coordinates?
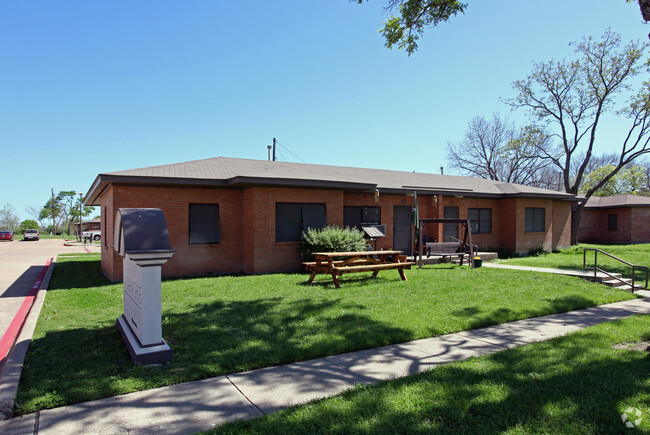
[304,250,415,289]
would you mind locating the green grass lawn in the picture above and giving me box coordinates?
[211,314,650,434]
[495,243,650,283]
[15,254,639,415]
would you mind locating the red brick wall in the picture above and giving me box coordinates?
[343,193,423,251]
[514,198,553,253]
[552,200,572,250]
[499,198,518,252]
[579,207,641,243]
[100,186,115,280]
[241,187,344,274]
[98,182,578,280]
[631,207,650,243]
[437,196,504,250]
[417,196,570,254]
[101,185,244,281]
[578,209,601,242]
[612,208,633,243]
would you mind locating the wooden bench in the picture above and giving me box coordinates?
[425,242,468,265]
[304,251,415,288]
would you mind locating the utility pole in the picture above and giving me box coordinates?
[51,188,56,236]
[79,192,83,243]
[272,138,276,162]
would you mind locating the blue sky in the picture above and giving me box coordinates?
[0,0,645,222]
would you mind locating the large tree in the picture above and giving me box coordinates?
[356,2,645,54]
[446,114,558,188]
[580,163,647,196]
[56,191,79,234]
[355,0,466,54]
[507,29,650,244]
[39,197,63,234]
[0,203,20,231]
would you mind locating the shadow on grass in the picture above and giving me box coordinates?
[303,274,403,289]
[216,329,650,433]
[48,259,111,290]
[17,296,410,414]
[450,295,599,331]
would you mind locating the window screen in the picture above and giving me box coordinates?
[525,208,545,233]
[343,206,380,229]
[468,208,492,234]
[276,203,326,242]
[189,204,220,244]
[608,214,617,230]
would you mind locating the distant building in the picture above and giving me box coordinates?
[74,218,101,234]
[84,157,576,282]
[578,194,650,244]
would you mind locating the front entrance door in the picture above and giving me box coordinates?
[443,206,459,242]
[393,206,412,255]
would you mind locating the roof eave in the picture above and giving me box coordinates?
[84,174,230,206]
[226,176,377,191]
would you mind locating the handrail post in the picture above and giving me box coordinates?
[581,247,647,290]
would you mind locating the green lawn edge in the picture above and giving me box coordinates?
[15,255,640,415]
[211,314,650,434]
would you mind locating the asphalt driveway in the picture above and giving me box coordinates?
[0,239,99,336]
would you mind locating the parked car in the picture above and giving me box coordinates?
[24,229,39,241]
[82,230,101,241]
[0,230,13,241]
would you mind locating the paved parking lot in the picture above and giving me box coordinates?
[0,239,99,335]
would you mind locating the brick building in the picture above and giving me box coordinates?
[578,194,650,244]
[84,157,575,282]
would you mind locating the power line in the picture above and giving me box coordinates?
[275,140,307,164]
[276,148,289,162]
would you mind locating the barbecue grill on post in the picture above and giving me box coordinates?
[114,208,176,364]
[361,225,386,251]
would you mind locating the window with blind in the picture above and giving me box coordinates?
[276,203,326,242]
[468,208,492,234]
[525,208,545,233]
[189,204,220,244]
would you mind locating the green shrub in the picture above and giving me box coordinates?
[527,247,549,257]
[298,226,368,261]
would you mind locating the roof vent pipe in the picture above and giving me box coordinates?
[440,167,444,175]
[267,145,272,161]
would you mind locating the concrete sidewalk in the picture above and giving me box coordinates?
[1,297,648,435]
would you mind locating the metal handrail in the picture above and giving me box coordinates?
[583,248,649,290]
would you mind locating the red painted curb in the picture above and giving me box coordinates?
[0,257,53,363]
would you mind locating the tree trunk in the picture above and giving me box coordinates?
[570,201,585,245]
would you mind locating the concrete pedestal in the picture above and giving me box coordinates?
[116,315,172,365]
[117,253,175,364]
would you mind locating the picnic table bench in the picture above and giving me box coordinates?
[304,250,415,288]
[425,242,474,266]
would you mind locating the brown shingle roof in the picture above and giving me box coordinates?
[584,194,650,209]
[85,156,575,205]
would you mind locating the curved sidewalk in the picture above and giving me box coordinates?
[1,295,648,434]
